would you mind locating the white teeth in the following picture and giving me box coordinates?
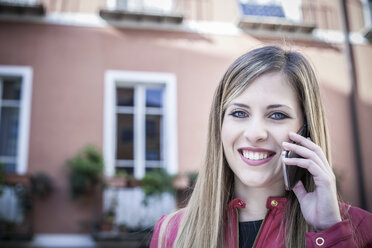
[242,150,270,160]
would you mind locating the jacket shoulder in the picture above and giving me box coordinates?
[341,203,372,245]
[340,202,372,226]
[150,210,185,248]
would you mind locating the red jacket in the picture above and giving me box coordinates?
[150,197,372,247]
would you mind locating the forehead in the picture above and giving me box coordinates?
[230,72,299,107]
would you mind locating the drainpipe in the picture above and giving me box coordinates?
[339,0,367,209]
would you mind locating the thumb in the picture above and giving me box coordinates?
[292,180,307,203]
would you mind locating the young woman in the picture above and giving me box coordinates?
[150,46,372,247]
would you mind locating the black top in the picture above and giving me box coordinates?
[239,220,263,248]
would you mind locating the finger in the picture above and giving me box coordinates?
[284,157,336,189]
[282,142,324,170]
[289,132,330,169]
[282,157,326,179]
[292,180,307,202]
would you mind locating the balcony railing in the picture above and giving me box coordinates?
[0,174,33,241]
[0,0,45,15]
[237,2,316,36]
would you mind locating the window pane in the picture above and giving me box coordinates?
[1,163,16,173]
[0,107,19,157]
[145,115,162,161]
[116,167,134,176]
[116,114,134,160]
[117,88,134,106]
[125,0,173,13]
[2,78,21,100]
[239,2,285,18]
[146,88,163,108]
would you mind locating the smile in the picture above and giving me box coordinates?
[242,150,270,160]
[238,148,276,166]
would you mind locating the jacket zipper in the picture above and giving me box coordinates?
[252,210,269,248]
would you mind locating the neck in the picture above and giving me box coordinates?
[234,178,286,222]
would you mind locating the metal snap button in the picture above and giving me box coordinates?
[271,200,278,207]
[316,237,325,246]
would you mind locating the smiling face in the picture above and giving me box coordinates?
[221,71,304,190]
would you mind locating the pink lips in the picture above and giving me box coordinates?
[238,147,276,166]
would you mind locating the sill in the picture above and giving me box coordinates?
[238,16,316,36]
[4,173,30,186]
[99,9,183,25]
[0,2,45,16]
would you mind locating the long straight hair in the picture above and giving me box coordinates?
[170,46,332,247]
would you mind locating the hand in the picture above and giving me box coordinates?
[282,132,342,232]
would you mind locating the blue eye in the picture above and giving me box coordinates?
[270,112,288,120]
[230,110,248,118]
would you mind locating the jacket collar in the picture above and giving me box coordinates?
[228,196,287,210]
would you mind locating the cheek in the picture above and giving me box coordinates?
[221,121,239,155]
[270,128,290,145]
[278,134,290,144]
[221,124,230,150]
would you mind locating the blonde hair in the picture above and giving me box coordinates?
[168,46,332,247]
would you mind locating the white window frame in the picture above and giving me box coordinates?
[361,0,372,28]
[0,66,33,174]
[104,70,177,179]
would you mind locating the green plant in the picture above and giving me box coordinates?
[67,145,103,199]
[187,172,198,188]
[140,168,175,205]
[115,170,127,177]
[31,172,53,198]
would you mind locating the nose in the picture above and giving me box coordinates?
[243,119,268,144]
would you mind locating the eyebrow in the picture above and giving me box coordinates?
[267,104,292,110]
[230,103,293,110]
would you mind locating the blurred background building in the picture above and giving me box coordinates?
[0,0,371,247]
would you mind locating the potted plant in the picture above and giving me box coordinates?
[105,170,127,188]
[140,168,175,205]
[67,145,103,199]
[126,174,141,188]
[101,209,115,232]
[30,172,53,199]
[100,193,118,232]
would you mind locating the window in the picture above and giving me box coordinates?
[104,71,177,179]
[361,0,372,41]
[361,0,372,27]
[115,86,165,175]
[370,0,372,20]
[108,0,174,13]
[0,0,37,4]
[239,0,303,22]
[0,66,32,174]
